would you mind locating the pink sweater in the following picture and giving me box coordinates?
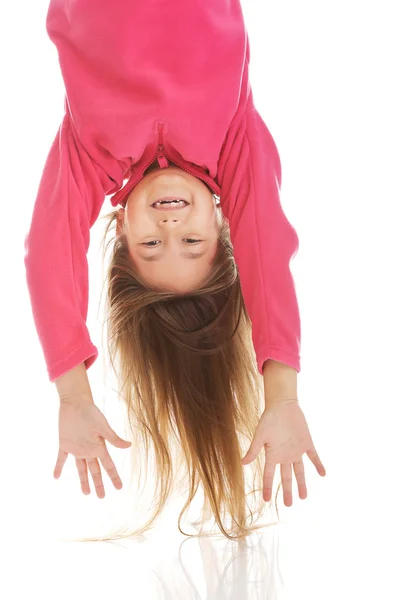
[24,0,301,383]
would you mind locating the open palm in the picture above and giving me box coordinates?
[241,401,326,505]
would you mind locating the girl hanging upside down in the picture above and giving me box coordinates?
[24,0,326,541]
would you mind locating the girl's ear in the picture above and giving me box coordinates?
[116,208,125,237]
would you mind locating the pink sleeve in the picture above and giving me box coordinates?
[217,106,301,375]
[24,113,112,383]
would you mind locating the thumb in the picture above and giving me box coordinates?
[241,434,264,466]
[103,422,132,449]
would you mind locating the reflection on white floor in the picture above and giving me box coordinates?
[3,455,409,600]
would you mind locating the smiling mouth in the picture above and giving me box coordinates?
[150,198,190,210]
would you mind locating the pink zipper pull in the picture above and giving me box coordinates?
[157,123,169,168]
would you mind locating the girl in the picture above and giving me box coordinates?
[24,0,326,540]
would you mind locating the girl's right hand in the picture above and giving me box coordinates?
[53,396,132,498]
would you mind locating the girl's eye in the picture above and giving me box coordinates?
[141,239,202,246]
[142,240,160,246]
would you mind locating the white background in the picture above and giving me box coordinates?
[1,1,410,598]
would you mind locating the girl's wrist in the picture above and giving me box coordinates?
[54,362,93,403]
[262,360,298,406]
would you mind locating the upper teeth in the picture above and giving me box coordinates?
[153,199,186,207]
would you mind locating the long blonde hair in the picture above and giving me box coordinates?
[77,209,282,542]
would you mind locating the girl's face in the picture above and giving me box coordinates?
[116,164,222,293]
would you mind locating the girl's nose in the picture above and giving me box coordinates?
[159,217,181,224]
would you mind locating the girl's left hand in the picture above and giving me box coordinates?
[241,401,326,505]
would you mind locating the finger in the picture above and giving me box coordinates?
[86,458,105,499]
[292,459,307,500]
[262,456,277,503]
[53,449,68,479]
[103,422,132,450]
[75,458,91,495]
[100,450,123,490]
[241,433,264,465]
[306,447,327,476]
[281,463,293,507]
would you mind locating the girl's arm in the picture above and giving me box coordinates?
[24,111,115,383]
[54,361,94,403]
[217,104,301,376]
